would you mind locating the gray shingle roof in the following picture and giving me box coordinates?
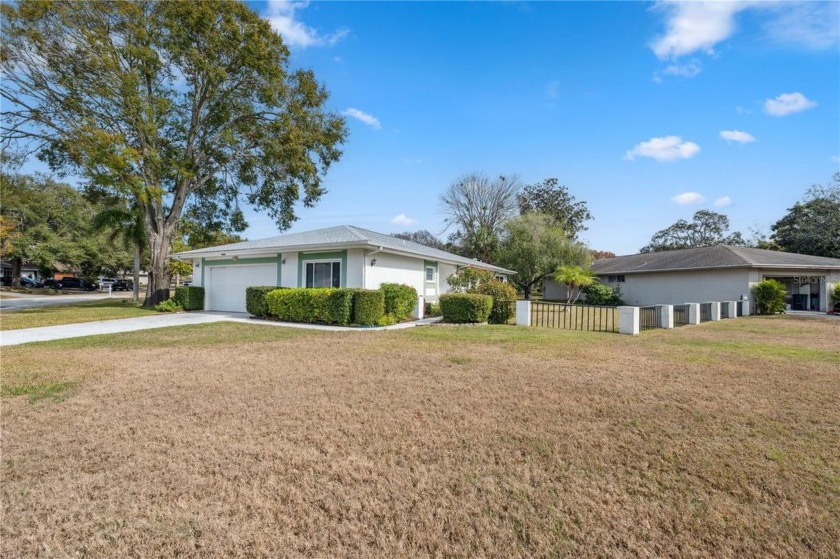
[173,225,515,274]
[591,245,840,275]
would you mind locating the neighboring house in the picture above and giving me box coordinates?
[172,225,514,313]
[0,260,41,281]
[543,245,840,312]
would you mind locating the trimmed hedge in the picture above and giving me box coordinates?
[246,286,279,318]
[381,283,417,321]
[265,288,354,325]
[473,279,517,324]
[439,293,493,323]
[173,286,204,311]
[352,289,385,325]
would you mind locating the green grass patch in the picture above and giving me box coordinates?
[19,321,321,350]
[2,380,77,402]
[0,299,155,331]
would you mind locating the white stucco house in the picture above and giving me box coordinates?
[543,245,840,312]
[172,225,514,313]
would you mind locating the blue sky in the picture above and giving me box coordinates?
[248,0,839,255]
[246,0,839,255]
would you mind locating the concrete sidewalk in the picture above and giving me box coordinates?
[0,312,443,347]
[0,312,231,347]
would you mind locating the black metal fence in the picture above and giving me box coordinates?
[699,302,712,322]
[530,302,618,333]
[721,303,733,319]
[736,301,743,317]
[674,304,689,326]
[639,306,659,331]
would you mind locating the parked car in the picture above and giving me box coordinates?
[97,278,118,289]
[112,279,134,291]
[20,276,43,288]
[828,302,840,315]
[42,278,62,289]
[58,277,96,291]
[1,276,43,287]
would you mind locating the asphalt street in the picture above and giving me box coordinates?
[0,292,116,311]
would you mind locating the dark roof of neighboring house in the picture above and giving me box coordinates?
[172,224,515,274]
[590,245,840,275]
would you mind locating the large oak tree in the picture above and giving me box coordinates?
[1,0,347,305]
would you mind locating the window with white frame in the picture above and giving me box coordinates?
[305,261,341,288]
[607,274,625,283]
[425,266,435,282]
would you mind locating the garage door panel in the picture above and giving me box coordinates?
[208,264,277,312]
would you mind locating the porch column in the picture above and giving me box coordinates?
[709,302,721,321]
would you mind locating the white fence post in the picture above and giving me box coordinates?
[709,302,721,321]
[658,304,674,329]
[686,303,700,325]
[413,296,425,319]
[741,300,751,316]
[723,301,736,318]
[619,306,639,335]
[516,300,531,327]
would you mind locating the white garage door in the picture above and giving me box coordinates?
[207,264,277,312]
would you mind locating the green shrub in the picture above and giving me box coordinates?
[583,283,624,306]
[832,283,840,303]
[473,279,517,324]
[380,283,417,321]
[246,286,279,318]
[425,301,441,317]
[352,289,385,325]
[265,288,354,325]
[439,293,493,323]
[446,267,494,292]
[752,279,786,315]
[155,298,182,313]
[376,313,398,327]
[173,286,204,310]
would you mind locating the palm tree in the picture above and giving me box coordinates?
[553,265,596,305]
[92,201,145,301]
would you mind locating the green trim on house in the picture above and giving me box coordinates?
[298,250,348,288]
[200,258,205,287]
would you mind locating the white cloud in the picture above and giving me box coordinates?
[649,1,838,61]
[720,129,756,143]
[764,92,817,116]
[391,213,415,226]
[650,1,748,59]
[671,192,706,205]
[763,2,839,50]
[342,108,381,130]
[714,196,732,207]
[736,105,752,115]
[264,1,349,48]
[663,59,703,77]
[624,136,701,162]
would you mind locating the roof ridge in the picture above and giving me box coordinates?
[342,225,370,241]
[718,244,755,265]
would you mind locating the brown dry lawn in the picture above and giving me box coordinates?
[2,316,839,558]
[0,299,154,331]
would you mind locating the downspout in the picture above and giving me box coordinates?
[363,246,384,289]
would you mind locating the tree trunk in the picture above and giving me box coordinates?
[10,258,22,288]
[143,230,172,307]
[523,285,531,300]
[132,242,141,301]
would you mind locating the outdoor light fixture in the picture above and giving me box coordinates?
[281,258,286,264]
[370,258,377,267]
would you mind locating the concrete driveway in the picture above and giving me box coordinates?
[0,292,114,311]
